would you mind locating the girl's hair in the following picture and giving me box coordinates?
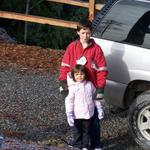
[77,18,92,32]
[71,64,88,81]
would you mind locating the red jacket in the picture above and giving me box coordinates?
[58,39,108,88]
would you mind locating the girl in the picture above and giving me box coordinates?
[65,64,104,150]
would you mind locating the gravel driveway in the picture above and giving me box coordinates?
[0,69,143,150]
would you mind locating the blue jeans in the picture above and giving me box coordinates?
[90,108,101,149]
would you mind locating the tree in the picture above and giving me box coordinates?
[0,0,89,49]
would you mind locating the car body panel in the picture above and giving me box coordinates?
[92,38,150,107]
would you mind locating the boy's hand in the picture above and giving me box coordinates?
[95,88,104,100]
[59,80,68,96]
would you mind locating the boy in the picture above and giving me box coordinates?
[58,18,108,150]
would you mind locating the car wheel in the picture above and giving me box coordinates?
[128,90,150,150]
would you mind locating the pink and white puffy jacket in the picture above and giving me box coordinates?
[65,73,96,119]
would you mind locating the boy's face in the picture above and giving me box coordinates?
[77,28,91,43]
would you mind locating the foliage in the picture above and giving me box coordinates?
[0,43,65,74]
[0,0,103,49]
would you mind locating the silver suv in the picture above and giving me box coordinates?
[92,0,150,149]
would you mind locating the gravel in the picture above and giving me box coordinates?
[0,69,143,150]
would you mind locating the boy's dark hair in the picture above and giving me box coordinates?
[77,18,92,31]
[71,64,88,82]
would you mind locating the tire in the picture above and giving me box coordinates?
[129,90,150,150]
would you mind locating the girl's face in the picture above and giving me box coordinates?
[77,28,91,43]
[74,71,85,82]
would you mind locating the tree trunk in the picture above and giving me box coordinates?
[24,0,30,44]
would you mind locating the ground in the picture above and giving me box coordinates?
[0,42,67,150]
[0,42,142,150]
[0,42,64,74]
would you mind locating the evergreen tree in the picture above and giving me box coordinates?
[0,0,98,49]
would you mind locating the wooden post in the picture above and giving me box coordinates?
[0,1,104,29]
[89,0,95,21]
[0,11,78,29]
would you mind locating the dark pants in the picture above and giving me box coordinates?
[90,108,101,149]
[71,118,91,149]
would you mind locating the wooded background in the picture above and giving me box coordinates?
[0,0,106,49]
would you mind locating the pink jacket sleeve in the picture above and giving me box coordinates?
[65,86,75,113]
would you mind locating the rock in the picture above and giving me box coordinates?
[0,27,16,43]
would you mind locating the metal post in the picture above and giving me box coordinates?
[24,0,30,44]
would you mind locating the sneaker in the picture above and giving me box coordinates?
[68,145,81,150]
[73,148,81,150]
[68,144,73,148]
[0,136,4,149]
[82,148,88,150]
[93,148,102,150]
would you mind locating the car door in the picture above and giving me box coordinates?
[92,0,150,107]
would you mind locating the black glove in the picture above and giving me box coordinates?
[95,88,104,100]
[59,80,68,96]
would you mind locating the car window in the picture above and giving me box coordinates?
[93,0,150,49]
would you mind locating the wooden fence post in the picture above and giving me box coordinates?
[0,0,104,28]
[89,0,95,21]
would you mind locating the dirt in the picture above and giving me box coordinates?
[0,42,142,150]
[0,42,64,74]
